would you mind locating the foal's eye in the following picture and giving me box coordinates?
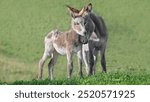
[76,23,79,25]
[74,22,79,25]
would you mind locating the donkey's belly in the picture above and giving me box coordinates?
[82,44,89,51]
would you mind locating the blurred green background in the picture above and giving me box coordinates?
[0,0,150,83]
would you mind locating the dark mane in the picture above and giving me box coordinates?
[89,12,108,39]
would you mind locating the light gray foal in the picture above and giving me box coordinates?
[38,6,95,80]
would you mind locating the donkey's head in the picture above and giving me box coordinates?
[81,3,95,42]
[67,4,95,44]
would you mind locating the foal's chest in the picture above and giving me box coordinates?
[53,31,81,55]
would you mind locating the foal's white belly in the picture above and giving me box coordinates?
[53,43,66,55]
[53,43,80,55]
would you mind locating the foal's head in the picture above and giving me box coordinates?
[67,4,95,44]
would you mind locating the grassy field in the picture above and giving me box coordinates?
[0,0,150,84]
[1,72,150,85]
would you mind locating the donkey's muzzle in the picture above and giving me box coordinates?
[79,36,88,44]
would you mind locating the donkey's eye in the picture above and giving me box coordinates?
[84,22,87,25]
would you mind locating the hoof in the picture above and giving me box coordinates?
[38,77,42,80]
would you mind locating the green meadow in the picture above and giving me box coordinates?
[0,0,150,84]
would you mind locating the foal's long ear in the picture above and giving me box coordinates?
[66,5,80,13]
[78,7,86,16]
[66,5,79,18]
[85,3,92,12]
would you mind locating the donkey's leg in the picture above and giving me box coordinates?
[88,41,94,76]
[67,51,74,79]
[83,52,89,75]
[100,46,107,73]
[48,52,58,80]
[77,50,83,79]
[38,53,48,80]
[93,48,98,75]
[82,45,90,76]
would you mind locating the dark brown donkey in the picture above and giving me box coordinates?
[70,3,108,76]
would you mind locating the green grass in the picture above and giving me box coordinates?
[0,0,150,84]
[1,72,150,85]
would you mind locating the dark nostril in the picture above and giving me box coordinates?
[82,39,85,42]
[84,32,87,35]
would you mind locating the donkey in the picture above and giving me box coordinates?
[38,6,95,80]
[71,3,108,76]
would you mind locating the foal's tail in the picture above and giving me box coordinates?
[44,29,59,57]
[45,29,58,41]
[38,29,58,79]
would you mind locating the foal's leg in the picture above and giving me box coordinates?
[100,46,107,73]
[77,50,83,79]
[38,40,54,80]
[66,50,74,79]
[48,52,58,80]
[38,53,48,80]
[93,48,98,75]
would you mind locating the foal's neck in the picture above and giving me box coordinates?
[68,28,78,37]
[65,28,80,43]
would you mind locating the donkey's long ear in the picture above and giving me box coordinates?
[66,5,79,18]
[85,3,92,12]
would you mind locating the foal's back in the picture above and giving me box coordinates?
[48,29,81,55]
